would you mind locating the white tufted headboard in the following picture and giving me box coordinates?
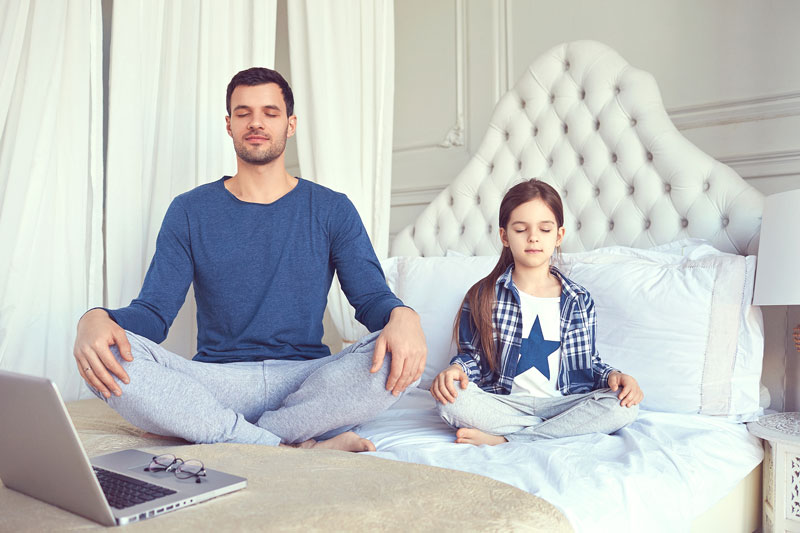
[391,40,764,258]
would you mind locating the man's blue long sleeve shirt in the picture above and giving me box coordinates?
[106,177,403,363]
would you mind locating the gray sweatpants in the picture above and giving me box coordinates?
[92,330,410,446]
[437,382,638,442]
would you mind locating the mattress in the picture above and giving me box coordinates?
[357,388,764,532]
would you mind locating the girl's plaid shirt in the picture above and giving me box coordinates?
[450,264,617,395]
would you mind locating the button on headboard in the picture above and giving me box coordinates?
[391,40,763,257]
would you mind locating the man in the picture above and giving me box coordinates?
[73,67,426,452]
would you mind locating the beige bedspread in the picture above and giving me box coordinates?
[0,399,571,532]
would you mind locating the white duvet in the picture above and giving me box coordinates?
[355,388,763,533]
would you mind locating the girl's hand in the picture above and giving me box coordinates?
[608,372,643,408]
[431,364,469,404]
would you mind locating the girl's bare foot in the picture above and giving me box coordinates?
[281,431,376,452]
[455,428,507,446]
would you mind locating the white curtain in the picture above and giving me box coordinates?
[104,0,277,369]
[0,0,104,401]
[287,0,395,346]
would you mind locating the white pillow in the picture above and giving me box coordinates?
[558,243,762,417]
[383,241,763,418]
[380,255,496,390]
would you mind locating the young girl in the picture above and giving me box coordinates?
[431,179,643,446]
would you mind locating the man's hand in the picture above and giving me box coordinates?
[73,309,133,398]
[608,371,643,408]
[370,307,427,396]
[430,364,469,404]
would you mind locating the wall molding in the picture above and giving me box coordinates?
[721,149,800,180]
[669,91,800,130]
[493,0,512,102]
[393,0,467,153]
[391,184,446,207]
[438,112,465,148]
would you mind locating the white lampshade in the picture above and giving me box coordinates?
[753,188,800,306]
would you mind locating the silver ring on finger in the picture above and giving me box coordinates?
[84,367,92,373]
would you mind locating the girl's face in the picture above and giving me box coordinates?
[499,198,565,270]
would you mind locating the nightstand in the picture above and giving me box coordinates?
[748,412,800,532]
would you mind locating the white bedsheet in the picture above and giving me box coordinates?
[355,388,763,533]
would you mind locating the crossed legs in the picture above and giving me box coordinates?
[93,331,404,450]
[437,382,638,445]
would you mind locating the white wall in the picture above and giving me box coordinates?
[391,0,800,409]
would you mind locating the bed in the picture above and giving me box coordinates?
[363,39,766,532]
[0,41,766,532]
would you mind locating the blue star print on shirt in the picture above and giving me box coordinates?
[515,316,561,379]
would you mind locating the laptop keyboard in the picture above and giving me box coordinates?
[93,467,176,510]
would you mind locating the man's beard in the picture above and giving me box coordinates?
[233,129,288,165]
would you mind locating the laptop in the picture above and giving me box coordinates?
[0,370,247,526]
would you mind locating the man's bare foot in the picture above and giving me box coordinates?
[455,428,507,446]
[312,431,376,452]
[280,431,376,452]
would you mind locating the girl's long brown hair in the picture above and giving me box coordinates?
[452,179,564,372]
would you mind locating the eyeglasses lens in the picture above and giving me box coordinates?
[147,454,177,472]
[175,459,205,479]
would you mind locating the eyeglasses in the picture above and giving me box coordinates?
[144,454,206,484]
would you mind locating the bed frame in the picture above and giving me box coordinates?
[390,40,764,532]
[392,41,763,258]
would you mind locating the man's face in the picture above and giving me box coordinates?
[225,83,297,166]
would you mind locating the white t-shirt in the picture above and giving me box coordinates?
[511,291,563,398]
